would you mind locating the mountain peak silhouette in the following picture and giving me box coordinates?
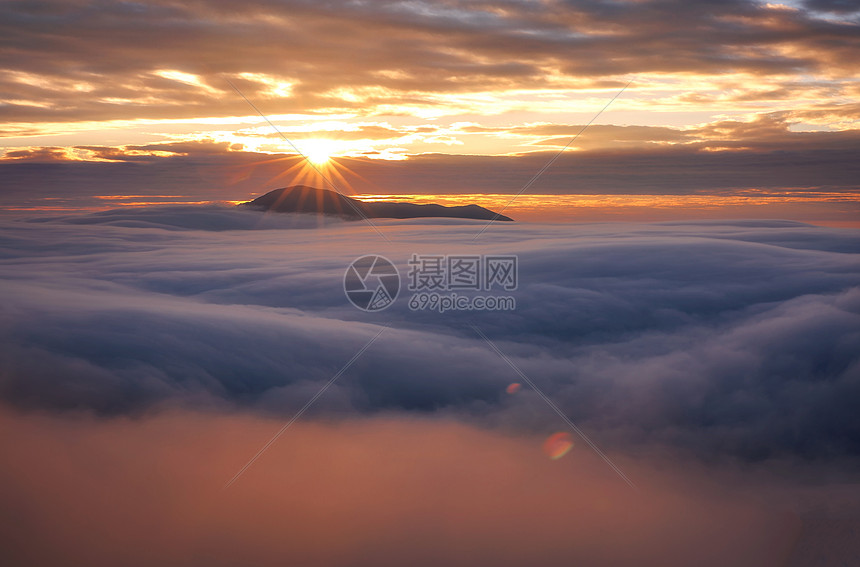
[238,186,514,222]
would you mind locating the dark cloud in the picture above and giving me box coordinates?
[804,0,860,14]
[1,147,71,161]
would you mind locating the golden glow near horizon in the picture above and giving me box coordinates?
[16,191,852,228]
[353,192,860,227]
[2,73,858,162]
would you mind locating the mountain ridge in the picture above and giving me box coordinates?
[238,186,514,222]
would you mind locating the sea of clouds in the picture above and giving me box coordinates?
[1,206,859,566]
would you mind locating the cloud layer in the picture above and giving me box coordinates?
[1,209,859,564]
[2,210,858,465]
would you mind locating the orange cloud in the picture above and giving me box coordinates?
[0,407,819,567]
[1,0,858,126]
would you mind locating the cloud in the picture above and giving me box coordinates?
[1,147,73,161]
[803,0,860,14]
[5,408,842,567]
[1,0,858,124]
[1,212,858,468]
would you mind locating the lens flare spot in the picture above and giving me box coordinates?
[506,383,522,394]
[543,432,574,460]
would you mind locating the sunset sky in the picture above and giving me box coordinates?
[1,0,859,223]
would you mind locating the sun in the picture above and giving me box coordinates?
[300,139,337,167]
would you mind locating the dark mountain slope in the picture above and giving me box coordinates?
[239,186,514,221]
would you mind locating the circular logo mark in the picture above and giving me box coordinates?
[344,255,400,311]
